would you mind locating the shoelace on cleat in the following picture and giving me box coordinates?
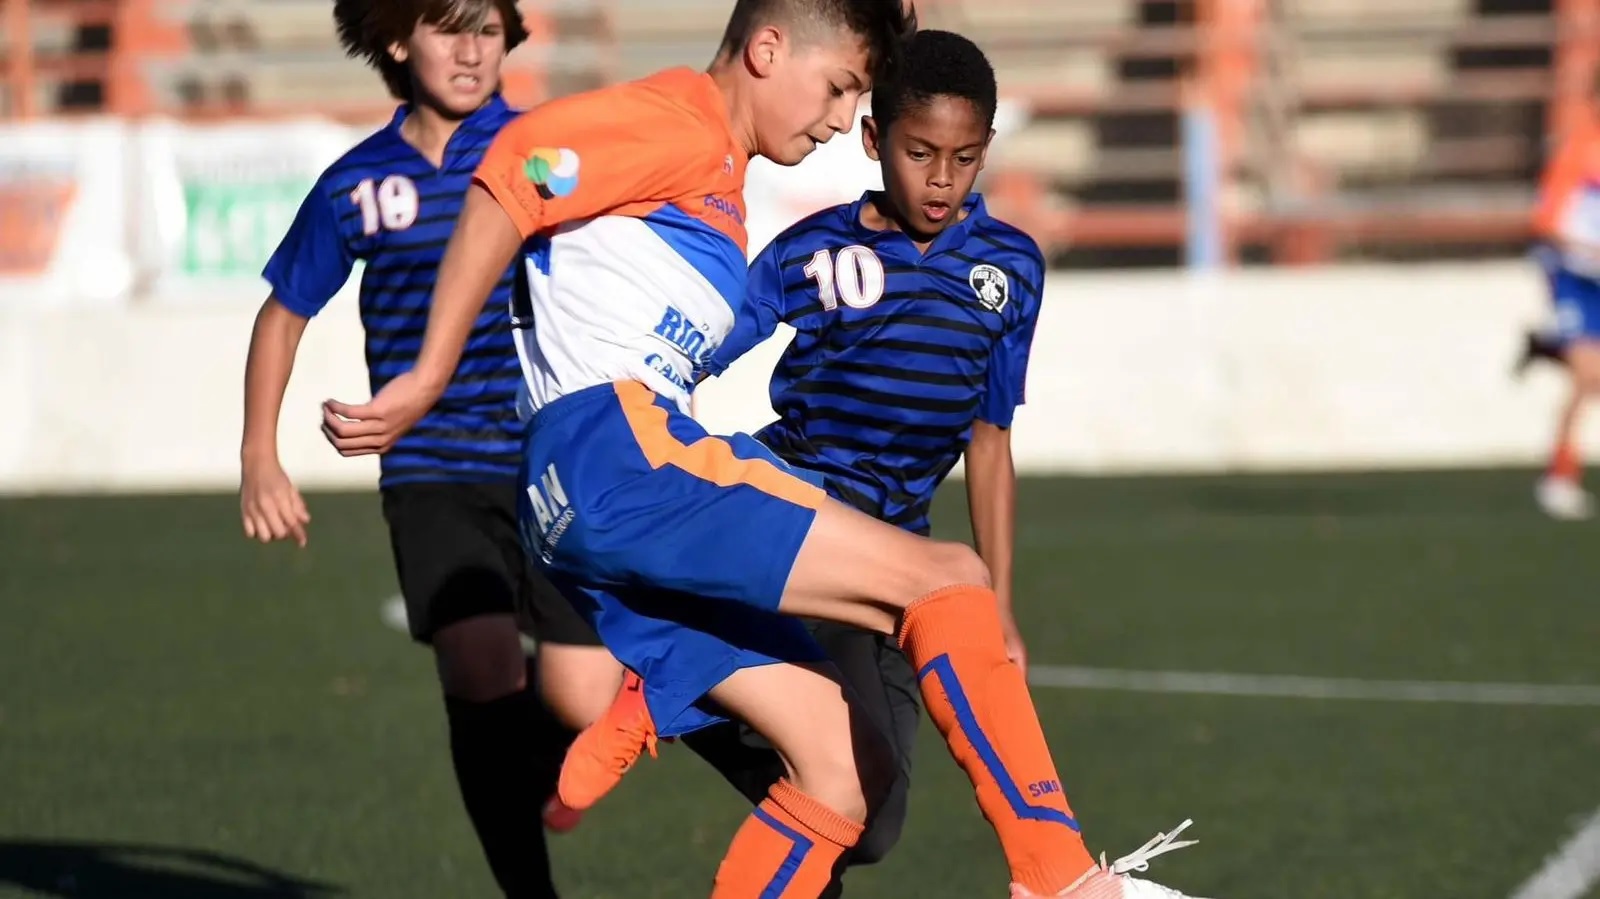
[1107,819,1197,876]
[609,710,657,766]
[1038,820,1202,898]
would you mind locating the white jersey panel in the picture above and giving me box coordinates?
[513,215,736,417]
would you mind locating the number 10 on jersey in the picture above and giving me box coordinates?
[804,246,885,311]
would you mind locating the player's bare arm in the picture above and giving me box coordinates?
[239,296,312,547]
[965,418,1025,672]
[322,185,522,456]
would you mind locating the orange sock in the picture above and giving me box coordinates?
[1551,442,1582,482]
[898,586,1094,893]
[711,780,863,898]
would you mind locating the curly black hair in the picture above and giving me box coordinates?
[717,0,919,84]
[870,29,997,132]
[334,0,529,101]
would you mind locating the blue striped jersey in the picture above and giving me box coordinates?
[262,96,524,486]
[707,192,1043,535]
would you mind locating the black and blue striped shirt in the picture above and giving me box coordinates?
[708,192,1043,535]
[262,96,523,486]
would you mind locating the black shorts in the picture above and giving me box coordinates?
[680,618,921,874]
[380,480,601,648]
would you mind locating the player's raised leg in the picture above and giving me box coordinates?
[783,500,1099,893]
[548,383,1197,895]
[781,504,1210,897]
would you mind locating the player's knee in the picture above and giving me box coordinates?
[917,540,991,595]
[431,615,527,702]
[791,757,869,823]
[789,727,893,825]
[537,647,624,729]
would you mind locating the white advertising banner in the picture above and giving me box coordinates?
[0,119,133,306]
[130,119,368,303]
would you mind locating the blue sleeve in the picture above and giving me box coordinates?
[976,261,1043,428]
[260,180,355,318]
[704,240,789,376]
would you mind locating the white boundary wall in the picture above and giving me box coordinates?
[0,259,1588,494]
[0,115,1586,493]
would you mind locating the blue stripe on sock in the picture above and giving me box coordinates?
[752,806,814,898]
[918,653,1081,831]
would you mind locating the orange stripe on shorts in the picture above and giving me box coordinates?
[613,380,824,510]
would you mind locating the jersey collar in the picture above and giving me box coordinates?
[388,93,510,133]
[385,94,511,168]
[847,190,989,254]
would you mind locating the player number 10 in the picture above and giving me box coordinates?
[803,245,885,311]
[350,175,420,235]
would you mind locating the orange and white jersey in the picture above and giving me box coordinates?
[1536,113,1600,277]
[474,68,750,416]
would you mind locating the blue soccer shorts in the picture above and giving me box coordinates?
[517,380,830,737]
[1548,266,1600,345]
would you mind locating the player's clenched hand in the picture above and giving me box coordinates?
[321,370,436,456]
[240,462,310,548]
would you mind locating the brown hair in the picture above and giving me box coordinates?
[334,0,530,101]
[716,0,918,83]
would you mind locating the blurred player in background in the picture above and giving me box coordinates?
[682,28,1039,896]
[1521,75,1600,520]
[237,2,621,895]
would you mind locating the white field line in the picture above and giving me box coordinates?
[1027,665,1600,708]
[381,598,1600,709]
[1507,806,1600,899]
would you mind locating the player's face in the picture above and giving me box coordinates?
[864,95,993,241]
[394,7,508,118]
[750,26,872,166]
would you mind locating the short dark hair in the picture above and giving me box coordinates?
[870,29,997,132]
[717,0,919,83]
[334,0,529,102]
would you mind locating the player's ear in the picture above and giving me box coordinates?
[861,115,881,161]
[388,41,409,64]
[743,25,783,78]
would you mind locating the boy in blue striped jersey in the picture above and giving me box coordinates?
[238,2,619,896]
[689,28,1050,894]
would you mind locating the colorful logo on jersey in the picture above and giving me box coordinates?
[969,263,1010,313]
[524,147,580,199]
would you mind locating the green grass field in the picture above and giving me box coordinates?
[1,469,1597,899]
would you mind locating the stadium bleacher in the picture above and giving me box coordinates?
[1,0,1589,266]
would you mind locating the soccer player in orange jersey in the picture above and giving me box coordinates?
[322,3,1210,895]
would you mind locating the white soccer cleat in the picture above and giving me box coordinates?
[1009,820,1214,899]
[1536,476,1594,521]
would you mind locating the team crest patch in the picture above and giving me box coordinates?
[524,147,580,199]
[969,264,1009,313]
